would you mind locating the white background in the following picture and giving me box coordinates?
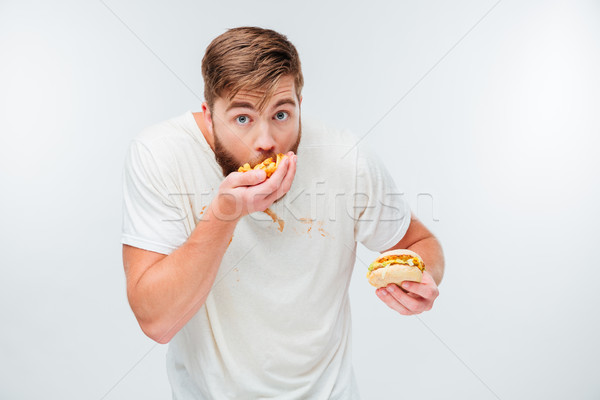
[1,0,599,399]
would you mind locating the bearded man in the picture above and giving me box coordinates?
[121,26,444,399]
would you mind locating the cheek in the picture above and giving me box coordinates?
[229,140,252,160]
[216,125,251,160]
[279,121,300,146]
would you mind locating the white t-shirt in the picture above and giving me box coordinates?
[121,110,411,399]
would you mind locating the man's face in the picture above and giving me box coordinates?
[206,75,302,177]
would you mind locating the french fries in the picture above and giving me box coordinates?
[238,153,287,178]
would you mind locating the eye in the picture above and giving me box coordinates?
[275,111,289,121]
[236,115,250,125]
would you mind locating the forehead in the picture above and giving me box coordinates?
[221,75,297,110]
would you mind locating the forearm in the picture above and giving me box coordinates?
[130,200,239,343]
[408,235,445,286]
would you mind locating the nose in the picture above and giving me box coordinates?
[253,122,276,153]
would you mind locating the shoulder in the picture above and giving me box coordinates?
[134,112,191,145]
[300,115,359,148]
[129,112,201,165]
[298,115,362,174]
[300,115,384,166]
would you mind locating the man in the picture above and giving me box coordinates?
[122,26,444,399]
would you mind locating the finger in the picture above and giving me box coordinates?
[229,169,267,188]
[264,155,296,203]
[376,288,413,315]
[270,155,291,182]
[257,156,290,194]
[243,156,292,206]
[239,158,289,209]
[401,279,439,300]
[385,284,427,313]
[280,154,297,191]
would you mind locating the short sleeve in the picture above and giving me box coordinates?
[121,140,189,255]
[353,143,412,252]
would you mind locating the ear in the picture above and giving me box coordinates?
[299,95,303,106]
[201,102,213,134]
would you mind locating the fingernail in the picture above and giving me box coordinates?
[386,286,394,293]
[402,282,410,289]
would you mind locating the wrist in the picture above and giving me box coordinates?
[208,193,244,223]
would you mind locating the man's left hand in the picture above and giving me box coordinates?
[375,270,439,315]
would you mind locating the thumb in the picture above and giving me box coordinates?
[231,169,267,187]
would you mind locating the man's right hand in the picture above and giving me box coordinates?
[123,151,296,344]
[212,151,297,221]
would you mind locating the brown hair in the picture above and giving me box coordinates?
[202,26,304,113]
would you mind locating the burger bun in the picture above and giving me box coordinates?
[367,263,423,288]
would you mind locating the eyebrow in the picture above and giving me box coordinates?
[272,98,297,110]
[225,101,254,112]
[225,97,297,113]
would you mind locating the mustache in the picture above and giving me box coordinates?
[247,151,278,169]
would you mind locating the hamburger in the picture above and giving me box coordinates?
[238,153,287,178]
[366,249,425,289]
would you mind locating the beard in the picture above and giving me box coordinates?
[213,119,302,178]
